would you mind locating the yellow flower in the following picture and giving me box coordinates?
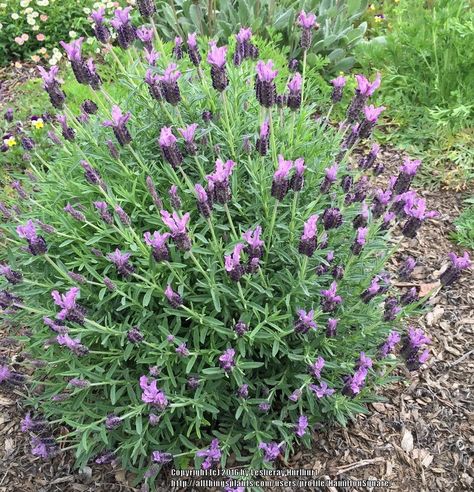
[32,118,44,129]
[5,137,17,148]
[369,4,376,11]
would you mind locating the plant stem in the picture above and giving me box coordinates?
[224,203,238,239]
[264,200,279,264]
[221,90,236,158]
[301,49,307,105]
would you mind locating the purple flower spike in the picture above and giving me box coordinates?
[137,0,156,17]
[160,210,191,250]
[237,383,249,398]
[308,356,325,379]
[310,381,335,399]
[94,201,113,224]
[255,60,278,107]
[378,331,401,358]
[206,159,236,204]
[342,367,368,397]
[56,114,75,141]
[187,32,202,66]
[359,105,386,139]
[139,375,168,409]
[107,249,134,277]
[52,287,86,324]
[178,123,199,155]
[361,277,380,303]
[152,450,173,464]
[16,220,47,255]
[401,327,431,371]
[299,214,319,257]
[137,26,154,50]
[90,7,110,44]
[31,436,58,459]
[164,284,182,308]
[351,227,368,255]
[176,342,189,357]
[158,127,183,168]
[322,207,343,230]
[224,243,246,282]
[399,256,416,279]
[294,309,317,334]
[326,318,338,337]
[0,264,22,285]
[393,158,422,194]
[287,72,302,110]
[219,348,236,372]
[196,439,221,470]
[105,414,122,430]
[356,352,373,370]
[320,281,342,312]
[355,73,382,97]
[60,37,84,62]
[208,45,228,91]
[384,296,401,321]
[440,251,471,286]
[234,27,258,65]
[256,118,270,156]
[242,225,264,261]
[159,64,181,105]
[320,164,338,193]
[402,198,438,238]
[295,415,308,437]
[57,333,89,356]
[144,47,160,66]
[111,7,136,49]
[194,183,212,218]
[330,75,346,102]
[103,105,132,146]
[360,143,380,170]
[289,157,306,191]
[297,10,318,49]
[347,73,381,122]
[38,66,65,108]
[259,442,282,462]
[271,155,293,200]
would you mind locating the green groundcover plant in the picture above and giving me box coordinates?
[0,3,471,491]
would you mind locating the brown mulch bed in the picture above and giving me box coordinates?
[1,145,473,492]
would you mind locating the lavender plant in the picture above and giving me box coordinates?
[0,5,471,490]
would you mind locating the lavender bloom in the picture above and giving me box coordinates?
[80,160,103,188]
[21,137,35,151]
[234,321,248,337]
[43,316,68,334]
[322,207,343,230]
[187,376,200,389]
[196,439,221,469]
[168,185,181,210]
[52,287,86,324]
[137,26,154,51]
[361,277,380,303]
[56,114,75,141]
[326,318,338,337]
[144,69,162,101]
[332,265,344,280]
[194,184,212,218]
[81,99,98,115]
[287,72,302,110]
[38,66,66,109]
[321,281,342,312]
[146,176,163,208]
[358,105,385,139]
[233,27,258,65]
[36,220,55,235]
[90,7,110,44]
[47,130,62,146]
[107,249,135,277]
[0,290,22,311]
[360,143,381,170]
[21,413,47,433]
[175,343,189,357]
[11,181,28,199]
[103,105,132,146]
[378,331,401,358]
[259,442,282,462]
[57,333,89,356]
[111,7,136,49]
[400,287,418,305]
[160,210,191,250]
[137,0,156,17]
[94,201,113,224]
[237,384,249,398]
[372,188,392,218]
[164,285,182,308]
[151,450,173,464]
[159,64,181,105]
[103,277,116,291]
[330,75,346,102]
[271,155,292,200]
[127,326,144,343]
[60,38,90,85]
[172,36,183,59]
[206,158,236,204]
[187,32,201,66]
[393,158,422,194]
[346,73,381,122]
[299,214,318,257]
[144,47,160,66]
[399,256,416,279]
[402,198,438,238]
[309,381,335,399]
[440,252,471,286]
[105,414,122,430]
[0,264,22,284]
[289,389,302,402]
[259,402,270,412]
[242,225,264,261]
[320,164,338,193]
[144,231,171,262]
[139,376,168,408]
[68,271,86,284]
[383,296,401,321]
[159,127,183,168]
[219,348,236,372]
[202,109,213,123]
[225,243,246,282]
[16,220,47,255]
[297,10,318,49]
[69,378,89,388]
[356,352,373,370]
[85,58,101,89]
[341,175,354,193]
[294,309,317,334]
[149,414,160,426]
[351,227,368,255]
[178,123,198,155]
[342,122,360,150]
[400,327,431,371]
[255,60,278,107]
[256,118,270,156]
[342,367,368,397]
[290,158,306,191]
[4,108,13,122]
[0,202,12,219]
[0,365,25,387]
[207,44,228,92]
[288,58,299,72]
[31,436,58,459]
[308,356,325,379]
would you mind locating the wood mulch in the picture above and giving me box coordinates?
[1,119,473,490]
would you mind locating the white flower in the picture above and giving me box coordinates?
[86,36,95,45]
[83,7,91,14]
[69,30,77,38]
[27,17,36,26]
[11,13,19,20]
[0,23,3,30]
[25,7,33,13]
[31,10,39,17]
[20,0,30,7]
[36,0,49,6]
[32,24,39,31]
[0,3,7,8]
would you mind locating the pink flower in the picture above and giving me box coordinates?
[159,127,177,147]
[40,14,48,21]
[331,75,346,88]
[103,105,131,128]
[297,10,317,29]
[301,215,319,240]
[363,104,386,122]
[256,60,278,82]
[36,34,45,42]
[288,72,302,92]
[355,73,381,96]
[207,45,227,68]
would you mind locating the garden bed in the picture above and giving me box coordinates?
[1,146,472,492]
